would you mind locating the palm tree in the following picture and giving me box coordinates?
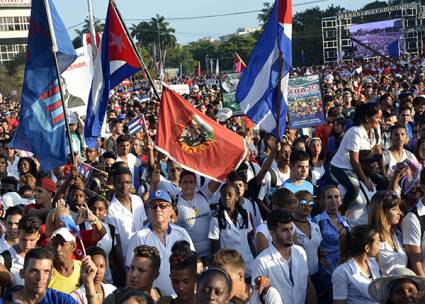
[130,21,154,46]
[150,15,176,50]
[73,18,104,48]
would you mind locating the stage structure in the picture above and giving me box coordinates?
[322,2,424,64]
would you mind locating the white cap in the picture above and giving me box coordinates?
[51,227,76,243]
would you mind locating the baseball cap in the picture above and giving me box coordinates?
[147,190,172,206]
[51,227,76,243]
[37,177,57,194]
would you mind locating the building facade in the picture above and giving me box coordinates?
[0,0,30,63]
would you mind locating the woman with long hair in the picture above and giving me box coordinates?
[332,225,381,303]
[367,191,407,276]
[330,102,384,212]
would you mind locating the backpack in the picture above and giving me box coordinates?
[0,250,13,297]
[1,250,11,272]
[410,206,425,239]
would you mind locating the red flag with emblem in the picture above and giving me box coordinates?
[155,85,247,182]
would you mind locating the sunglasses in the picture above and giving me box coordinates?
[169,168,181,172]
[149,203,169,210]
[299,200,315,207]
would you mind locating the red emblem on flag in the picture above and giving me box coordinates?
[155,86,247,182]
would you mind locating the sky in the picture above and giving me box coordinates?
[54,0,376,44]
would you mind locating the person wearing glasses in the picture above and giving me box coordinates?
[367,191,407,276]
[293,191,322,289]
[125,190,194,296]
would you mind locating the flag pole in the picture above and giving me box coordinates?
[43,0,76,166]
[275,50,283,142]
[110,0,161,101]
[87,0,97,58]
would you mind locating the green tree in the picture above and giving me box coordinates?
[73,18,104,48]
[165,46,197,75]
[186,39,219,72]
[217,35,257,71]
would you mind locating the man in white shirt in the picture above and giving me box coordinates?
[115,135,142,186]
[5,145,19,180]
[107,167,147,257]
[0,215,41,286]
[126,190,194,296]
[252,209,317,304]
[0,206,23,253]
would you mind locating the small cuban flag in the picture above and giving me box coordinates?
[78,163,94,180]
[128,114,146,135]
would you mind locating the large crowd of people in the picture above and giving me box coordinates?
[1,55,425,303]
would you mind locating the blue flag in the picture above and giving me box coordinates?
[11,0,77,171]
[388,40,400,58]
[60,215,80,237]
[84,0,142,148]
[236,0,292,140]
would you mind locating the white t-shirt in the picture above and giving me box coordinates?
[332,257,380,304]
[71,283,117,304]
[255,222,271,252]
[106,194,147,258]
[241,198,263,230]
[116,153,142,184]
[401,199,425,267]
[311,163,325,186]
[248,287,283,304]
[293,220,322,275]
[0,235,11,253]
[252,244,309,304]
[383,148,419,180]
[0,246,23,286]
[209,210,254,277]
[258,168,290,201]
[125,224,194,296]
[331,125,380,170]
[176,192,212,257]
[341,181,376,227]
[377,231,408,276]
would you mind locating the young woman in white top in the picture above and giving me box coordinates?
[307,137,325,186]
[293,190,322,276]
[330,102,384,212]
[332,225,381,304]
[209,182,256,278]
[367,191,407,276]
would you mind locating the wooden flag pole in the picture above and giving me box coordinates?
[43,0,76,166]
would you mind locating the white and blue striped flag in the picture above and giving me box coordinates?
[128,114,146,135]
[236,0,292,140]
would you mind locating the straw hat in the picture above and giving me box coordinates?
[368,268,425,303]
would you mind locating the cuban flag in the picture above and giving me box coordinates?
[78,163,94,180]
[128,114,146,135]
[236,0,292,140]
[84,0,142,148]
